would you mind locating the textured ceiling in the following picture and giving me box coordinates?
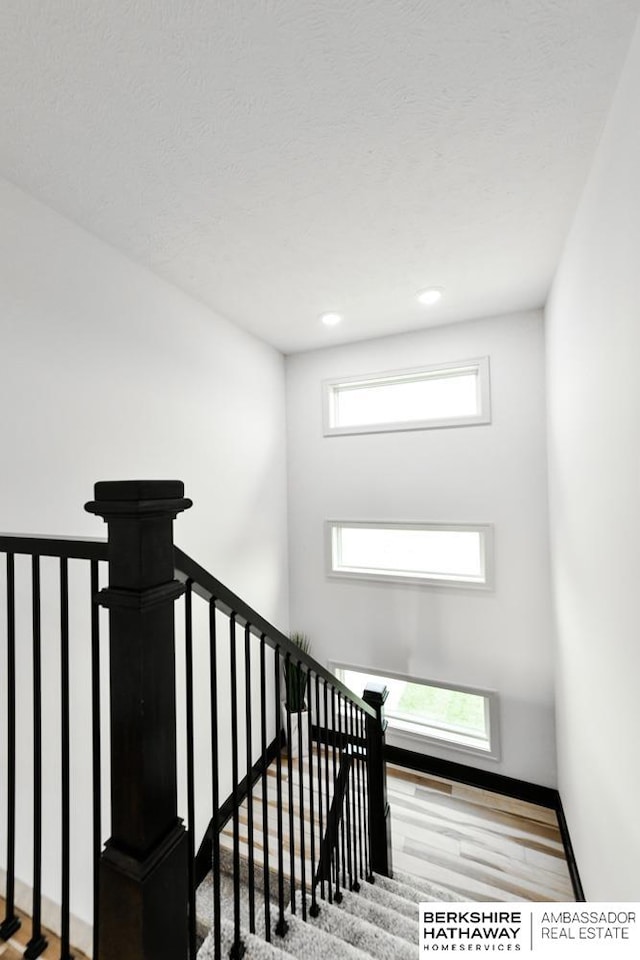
[1,1,639,353]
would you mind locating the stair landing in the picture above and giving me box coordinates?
[217,749,573,902]
[386,763,575,901]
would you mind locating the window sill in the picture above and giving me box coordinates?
[386,717,500,762]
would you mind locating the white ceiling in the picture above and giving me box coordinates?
[1,2,638,353]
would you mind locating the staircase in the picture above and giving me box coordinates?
[194,744,464,959]
[0,479,457,960]
[196,863,463,959]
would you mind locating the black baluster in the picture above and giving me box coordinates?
[296,660,307,921]
[90,561,102,960]
[244,624,255,934]
[350,701,362,891]
[209,601,222,960]
[25,555,47,959]
[344,697,354,893]
[331,689,341,903]
[314,674,324,902]
[307,671,319,918]
[59,559,72,960]
[185,583,196,959]
[357,709,370,883]
[284,654,296,914]
[229,615,245,959]
[259,637,271,942]
[322,680,333,903]
[354,707,366,880]
[274,648,288,937]
[362,700,374,883]
[337,692,347,893]
[0,553,20,941]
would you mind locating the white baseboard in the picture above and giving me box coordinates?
[0,869,93,957]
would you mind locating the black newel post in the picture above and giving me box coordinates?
[85,480,192,960]
[363,683,393,879]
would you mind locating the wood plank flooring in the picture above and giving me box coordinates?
[386,763,574,902]
[220,751,574,903]
[0,900,90,960]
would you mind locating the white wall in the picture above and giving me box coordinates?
[546,16,640,901]
[286,311,556,786]
[0,177,289,943]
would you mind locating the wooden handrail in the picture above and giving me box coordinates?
[0,535,373,717]
[0,534,108,561]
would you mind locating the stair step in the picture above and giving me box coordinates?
[394,866,464,899]
[270,911,371,960]
[199,920,291,960]
[337,886,419,944]
[373,869,464,904]
[298,893,416,960]
[196,862,462,958]
[357,879,420,919]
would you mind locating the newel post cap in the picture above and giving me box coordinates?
[363,682,389,707]
[85,479,192,519]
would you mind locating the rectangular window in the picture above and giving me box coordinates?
[323,357,490,436]
[333,664,498,758]
[327,521,493,588]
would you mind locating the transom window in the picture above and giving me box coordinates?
[334,664,498,758]
[327,521,493,589]
[323,357,490,436]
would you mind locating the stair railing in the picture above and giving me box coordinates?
[172,508,392,960]
[0,533,108,960]
[1,480,393,960]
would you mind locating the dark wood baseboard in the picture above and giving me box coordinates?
[555,795,586,902]
[194,734,281,886]
[385,744,558,808]
[385,744,585,902]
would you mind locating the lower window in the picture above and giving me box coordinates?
[334,664,499,759]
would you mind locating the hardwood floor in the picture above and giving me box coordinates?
[0,900,90,960]
[220,749,575,903]
[386,763,574,902]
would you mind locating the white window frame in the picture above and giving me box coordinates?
[331,661,500,761]
[326,520,494,590]
[323,356,491,436]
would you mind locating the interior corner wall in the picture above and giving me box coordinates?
[0,178,289,619]
[285,311,556,787]
[545,16,640,901]
[0,177,289,934]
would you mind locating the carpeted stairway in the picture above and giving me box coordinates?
[197,865,463,959]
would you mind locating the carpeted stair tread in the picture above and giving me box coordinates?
[272,910,372,960]
[357,878,419,918]
[394,867,463,901]
[373,870,463,904]
[199,919,291,960]
[196,868,281,953]
[196,869,267,943]
[337,886,419,944]
[195,861,460,958]
[299,893,416,960]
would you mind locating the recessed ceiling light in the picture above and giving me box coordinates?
[417,287,443,306]
[321,312,342,327]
